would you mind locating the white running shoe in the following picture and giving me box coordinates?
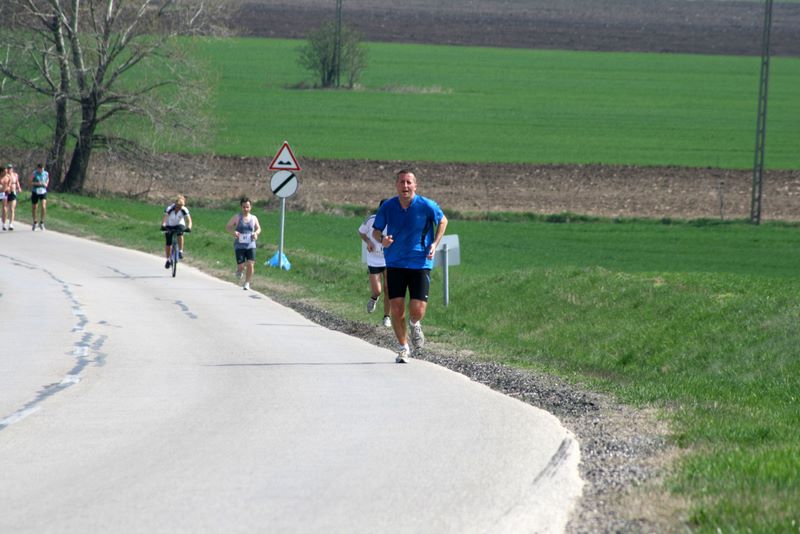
[32,222,36,231]
[395,346,410,364]
[243,282,250,290]
[8,223,13,230]
[235,270,244,279]
[383,315,392,328]
[367,296,378,313]
[39,223,45,231]
[2,224,5,231]
[410,321,425,350]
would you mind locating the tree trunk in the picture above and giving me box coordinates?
[62,138,93,193]
[48,94,69,191]
[61,104,96,193]
[49,16,71,191]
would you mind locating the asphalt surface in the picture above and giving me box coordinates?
[0,229,582,533]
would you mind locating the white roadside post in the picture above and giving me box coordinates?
[433,235,460,307]
[266,141,301,271]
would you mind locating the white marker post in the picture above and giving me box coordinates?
[433,235,460,307]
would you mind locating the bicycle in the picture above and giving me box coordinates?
[161,225,190,277]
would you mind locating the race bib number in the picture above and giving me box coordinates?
[238,233,252,244]
[34,187,47,195]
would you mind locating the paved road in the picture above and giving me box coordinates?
[0,229,582,533]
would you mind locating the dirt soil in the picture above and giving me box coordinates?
[229,0,800,56]
[86,153,800,221]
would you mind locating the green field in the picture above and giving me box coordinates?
[195,38,800,169]
[38,195,800,532]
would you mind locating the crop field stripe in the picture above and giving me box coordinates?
[193,38,800,169]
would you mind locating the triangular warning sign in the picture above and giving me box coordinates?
[268,141,301,171]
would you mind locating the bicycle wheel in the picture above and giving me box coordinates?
[171,234,178,277]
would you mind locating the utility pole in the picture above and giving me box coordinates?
[751,0,774,225]
[334,0,343,88]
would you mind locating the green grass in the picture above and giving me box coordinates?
[38,193,800,532]
[194,38,800,169]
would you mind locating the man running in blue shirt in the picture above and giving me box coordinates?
[373,169,448,363]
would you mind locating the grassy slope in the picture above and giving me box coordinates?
[42,195,800,532]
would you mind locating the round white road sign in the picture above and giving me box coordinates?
[270,170,298,198]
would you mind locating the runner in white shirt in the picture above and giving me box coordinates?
[358,199,391,327]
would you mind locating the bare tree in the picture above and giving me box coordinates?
[340,27,367,89]
[297,21,367,89]
[0,0,212,192]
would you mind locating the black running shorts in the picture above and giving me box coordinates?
[386,267,431,302]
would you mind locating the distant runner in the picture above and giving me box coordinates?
[358,198,391,328]
[30,163,49,231]
[225,197,261,291]
[2,164,20,230]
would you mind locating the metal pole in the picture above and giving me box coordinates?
[751,0,773,225]
[442,243,450,307]
[279,197,286,268]
[334,0,342,88]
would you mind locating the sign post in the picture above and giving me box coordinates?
[267,142,301,271]
[432,235,460,307]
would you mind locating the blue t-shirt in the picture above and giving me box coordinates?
[373,195,445,269]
